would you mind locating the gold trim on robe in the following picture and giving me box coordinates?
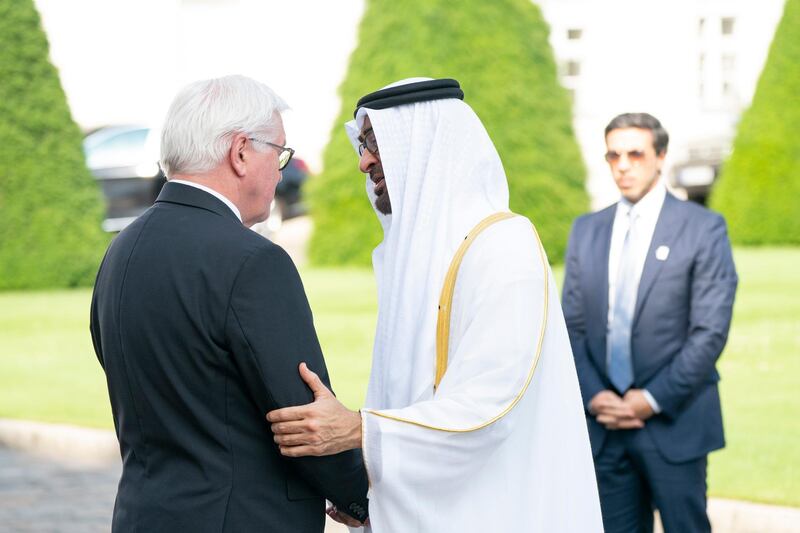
[363,212,549,433]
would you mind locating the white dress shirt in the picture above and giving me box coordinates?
[169,179,242,222]
[607,181,667,412]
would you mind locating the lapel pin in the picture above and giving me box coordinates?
[655,245,670,261]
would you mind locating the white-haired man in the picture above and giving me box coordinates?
[268,78,602,532]
[90,75,369,532]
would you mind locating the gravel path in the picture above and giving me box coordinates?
[0,444,347,532]
[0,446,119,532]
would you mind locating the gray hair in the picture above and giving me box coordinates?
[160,75,289,177]
[605,112,669,155]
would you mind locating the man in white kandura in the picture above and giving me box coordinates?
[267,78,602,532]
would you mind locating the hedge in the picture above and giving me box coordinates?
[710,0,800,245]
[308,0,587,265]
[0,0,108,290]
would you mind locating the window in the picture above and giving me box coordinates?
[721,17,735,35]
[565,60,581,77]
[722,82,733,95]
[567,28,583,40]
[698,54,705,98]
[721,54,737,97]
[722,54,736,72]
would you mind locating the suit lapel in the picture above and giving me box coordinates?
[592,207,615,328]
[633,193,687,326]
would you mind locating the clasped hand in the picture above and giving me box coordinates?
[590,389,654,430]
[266,363,362,457]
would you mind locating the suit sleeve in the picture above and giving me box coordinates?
[645,214,738,418]
[90,252,108,370]
[225,244,369,521]
[562,219,606,411]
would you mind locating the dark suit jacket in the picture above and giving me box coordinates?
[562,193,738,463]
[90,182,369,532]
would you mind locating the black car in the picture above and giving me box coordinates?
[83,125,309,232]
[668,136,731,205]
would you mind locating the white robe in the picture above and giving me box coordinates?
[346,79,602,532]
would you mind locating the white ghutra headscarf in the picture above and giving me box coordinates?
[346,78,510,411]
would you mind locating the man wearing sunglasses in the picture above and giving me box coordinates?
[90,75,368,532]
[562,113,738,532]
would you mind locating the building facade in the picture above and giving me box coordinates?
[536,0,786,208]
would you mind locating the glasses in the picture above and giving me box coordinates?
[358,129,379,157]
[248,138,295,170]
[605,150,647,166]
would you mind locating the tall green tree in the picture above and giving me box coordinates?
[710,0,800,245]
[0,0,108,290]
[309,0,586,265]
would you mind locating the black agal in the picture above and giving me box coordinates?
[354,78,464,118]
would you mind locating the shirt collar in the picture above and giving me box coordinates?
[169,179,242,222]
[618,180,666,222]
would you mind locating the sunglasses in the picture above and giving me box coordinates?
[604,150,647,165]
[248,138,295,170]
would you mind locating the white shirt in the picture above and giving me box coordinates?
[607,181,667,412]
[169,179,242,222]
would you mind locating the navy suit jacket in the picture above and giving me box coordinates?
[562,193,738,463]
[90,182,369,532]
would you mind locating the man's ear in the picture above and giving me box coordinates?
[656,149,667,174]
[229,133,248,177]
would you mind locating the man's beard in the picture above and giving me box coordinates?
[371,165,391,214]
[374,193,392,215]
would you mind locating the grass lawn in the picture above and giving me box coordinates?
[0,248,797,506]
[709,248,800,507]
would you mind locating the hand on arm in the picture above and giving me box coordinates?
[590,390,644,430]
[227,245,368,519]
[267,363,362,457]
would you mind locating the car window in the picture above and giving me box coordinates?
[85,128,149,169]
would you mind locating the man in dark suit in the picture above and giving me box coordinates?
[90,75,368,532]
[562,112,738,532]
